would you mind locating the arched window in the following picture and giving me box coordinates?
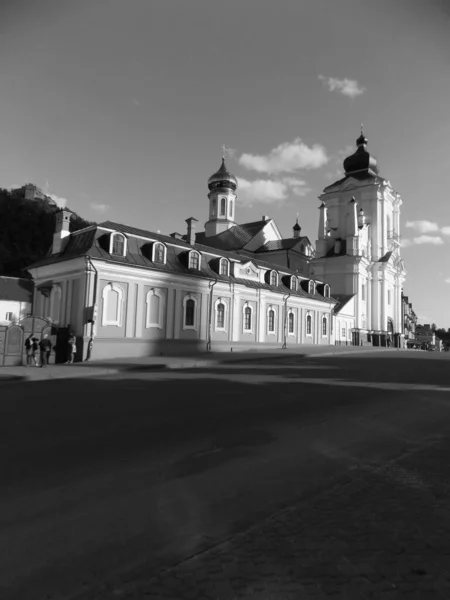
[243,303,253,332]
[219,258,229,276]
[153,243,166,264]
[220,197,226,216]
[270,271,278,286]
[49,284,62,324]
[188,251,200,270]
[306,313,312,336]
[267,306,275,334]
[215,300,226,330]
[102,283,124,327]
[322,316,328,336]
[183,295,198,330]
[288,310,295,335]
[229,199,233,218]
[308,280,315,295]
[111,233,126,256]
[324,284,330,298]
[145,289,164,328]
[291,277,297,291]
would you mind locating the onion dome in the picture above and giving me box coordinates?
[343,126,379,178]
[293,217,301,232]
[207,158,238,191]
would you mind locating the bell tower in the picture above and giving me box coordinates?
[204,153,238,238]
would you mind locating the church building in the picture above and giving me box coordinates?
[312,128,406,347]
[27,158,336,360]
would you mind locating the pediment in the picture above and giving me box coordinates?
[234,260,260,280]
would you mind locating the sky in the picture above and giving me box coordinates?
[1,0,449,326]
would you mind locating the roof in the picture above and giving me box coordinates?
[0,276,33,302]
[332,294,355,315]
[194,220,268,251]
[254,236,309,253]
[27,220,336,305]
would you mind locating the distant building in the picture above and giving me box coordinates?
[0,276,33,324]
[12,183,56,206]
[402,292,418,347]
[415,324,442,350]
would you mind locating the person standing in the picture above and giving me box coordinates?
[31,337,39,366]
[39,334,52,367]
[24,334,34,366]
[66,333,77,364]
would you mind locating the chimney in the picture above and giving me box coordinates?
[52,209,72,254]
[185,217,198,245]
[262,215,269,222]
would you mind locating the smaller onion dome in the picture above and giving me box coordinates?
[207,158,238,191]
[293,217,301,231]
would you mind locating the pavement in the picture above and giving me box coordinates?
[0,344,412,382]
[1,351,450,600]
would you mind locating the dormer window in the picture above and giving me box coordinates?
[110,233,126,256]
[308,280,315,295]
[324,284,331,298]
[153,242,166,264]
[269,270,278,286]
[290,276,297,291]
[188,250,201,270]
[219,258,229,276]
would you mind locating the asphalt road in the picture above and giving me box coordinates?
[1,352,450,599]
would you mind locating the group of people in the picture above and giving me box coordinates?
[24,333,77,367]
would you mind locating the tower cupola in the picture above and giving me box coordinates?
[207,158,238,191]
[293,217,301,239]
[343,126,379,178]
[205,153,238,238]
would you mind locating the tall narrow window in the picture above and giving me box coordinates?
[229,199,233,218]
[49,284,62,324]
[362,283,366,302]
[306,314,312,335]
[291,277,297,291]
[189,251,200,270]
[220,197,226,216]
[102,283,124,327]
[216,302,225,329]
[388,289,391,305]
[112,234,125,256]
[288,311,294,334]
[308,281,315,295]
[219,259,229,276]
[185,299,195,326]
[154,243,165,264]
[270,271,278,286]
[244,305,252,332]
[146,289,164,328]
[322,316,327,336]
[268,308,275,333]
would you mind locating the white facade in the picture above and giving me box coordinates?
[312,133,406,346]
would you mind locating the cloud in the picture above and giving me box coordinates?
[318,75,366,98]
[237,178,289,206]
[445,278,450,284]
[281,177,311,197]
[49,194,68,208]
[405,220,439,234]
[413,235,444,245]
[400,239,413,248]
[441,226,450,235]
[90,203,110,214]
[239,138,328,174]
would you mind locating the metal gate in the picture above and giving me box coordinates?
[1,324,24,366]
